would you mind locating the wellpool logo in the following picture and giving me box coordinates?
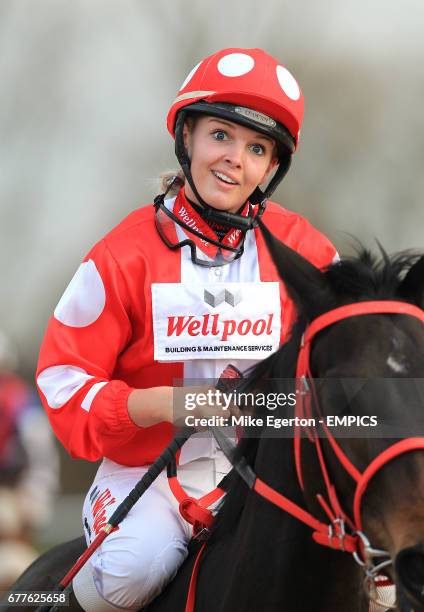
[152,280,281,361]
[165,286,273,342]
[166,312,274,342]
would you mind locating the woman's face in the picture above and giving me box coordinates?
[183,116,278,213]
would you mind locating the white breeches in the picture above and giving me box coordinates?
[77,452,231,610]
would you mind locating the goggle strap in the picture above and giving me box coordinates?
[156,200,240,253]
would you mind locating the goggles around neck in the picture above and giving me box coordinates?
[154,187,264,267]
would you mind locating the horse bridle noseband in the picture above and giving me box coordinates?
[215,299,424,609]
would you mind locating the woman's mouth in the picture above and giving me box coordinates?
[212,170,239,186]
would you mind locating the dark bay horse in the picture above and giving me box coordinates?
[4,227,424,611]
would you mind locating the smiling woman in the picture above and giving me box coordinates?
[183,117,278,213]
[30,47,339,611]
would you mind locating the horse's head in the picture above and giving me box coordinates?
[259,220,424,610]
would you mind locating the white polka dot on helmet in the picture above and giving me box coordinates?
[167,47,304,149]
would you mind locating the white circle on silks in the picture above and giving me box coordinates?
[54,259,106,327]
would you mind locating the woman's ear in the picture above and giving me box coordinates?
[182,122,191,150]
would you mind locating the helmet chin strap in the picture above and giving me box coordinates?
[174,111,292,231]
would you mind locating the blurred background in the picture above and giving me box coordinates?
[1,0,423,585]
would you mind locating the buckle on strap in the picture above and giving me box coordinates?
[329,518,346,551]
[179,497,215,537]
[312,519,357,553]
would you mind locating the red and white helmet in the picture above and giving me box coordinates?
[155,49,304,267]
[167,47,304,149]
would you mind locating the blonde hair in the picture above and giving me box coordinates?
[159,169,185,196]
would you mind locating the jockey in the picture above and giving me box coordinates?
[36,47,337,610]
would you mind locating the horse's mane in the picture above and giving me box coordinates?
[211,247,422,538]
[325,248,421,302]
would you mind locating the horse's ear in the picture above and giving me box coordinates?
[398,255,424,309]
[257,218,331,320]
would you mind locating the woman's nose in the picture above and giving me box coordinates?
[224,143,244,167]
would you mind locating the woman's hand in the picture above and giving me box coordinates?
[127,385,241,430]
[173,384,242,430]
[127,386,174,427]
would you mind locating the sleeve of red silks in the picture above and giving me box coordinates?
[262,204,339,273]
[36,239,140,461]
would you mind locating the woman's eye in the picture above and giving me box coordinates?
[250,143,265,155]
[212,130,228,141]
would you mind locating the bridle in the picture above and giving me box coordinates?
[217,299,424,609]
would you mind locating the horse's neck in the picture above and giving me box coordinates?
[209,437,367,612]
